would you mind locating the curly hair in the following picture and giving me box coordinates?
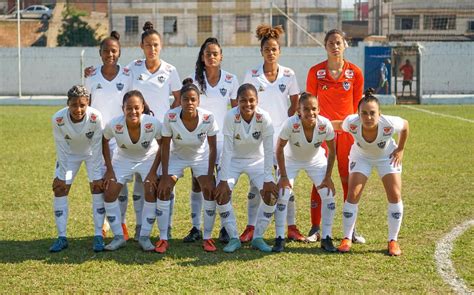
[67,85,90,103]
[255,24,284,48]
[195,37,222,95]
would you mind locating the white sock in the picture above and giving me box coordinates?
[118,185,128,223]
[275,189,291,239]
[156,199,170,240]
[203,200,216,240]
[342,202,358,239]
[217,201,238,239]
[140,201,156,237]
[190,191,203,229]
[319,188,336,239]
[387,201,404,241]
[92,193,105,236]
[247,185,261,226]
[254,202,276,238]
[286,193,296,226]
[132,180,144,226]
[169,188,176,227]
[53,196,68,237]
[104,200,123,236]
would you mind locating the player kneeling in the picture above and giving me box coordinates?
[50,85,105,253]
[334,88,409,256]
[102,90,162,251]
[274,92,337,253]
[214,83,278,253]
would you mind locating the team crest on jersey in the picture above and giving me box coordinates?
[96,83,103,90]
[279,84,286,93]
[202,114,211,123]
[122,67,130,76]
[252,131,261,140]
[115,124,124,134]
[144,123,154,132]
[322,85,328,90]
[294,141,300,147]
[116,82,124,91]
[349,124,357,134]
[283,69,291,77]
[350,161,356,170]
[251,69,259,77]
[255,113,263,123]
[235,133,241,140]
[135,59,143,66]
[168,113,177,122]
[258,85,265,92]
[383,127,393,136]
[90,113,97,123]
[138,74,144,81]
[176,133,182,140]
[345,69,354,79]
[234,113,241,123]
[317,69,326,79]
[64,134,71,140]
[314,142,322,148]
[292,123,300,132]
[197,132,206,141]
[56,117,64,126]
[157,75,166,83]
[225,74,233,83]
[120,144,127,149]
[377,141,386,149]
[219,88,227,97]
[54,210,63,217]
[85,131,94,139]
[343,81,351,91]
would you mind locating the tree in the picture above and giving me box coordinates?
[57,7,100,46]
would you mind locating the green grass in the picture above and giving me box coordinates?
[0,105,473,293]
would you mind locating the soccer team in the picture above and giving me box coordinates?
[50,22,409,256]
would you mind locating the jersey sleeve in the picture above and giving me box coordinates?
[352,65,364,113]
[243,70,251,84]
[324,118,335,141]
[103,121,115,140]
[262,133,275,183]
[386,115,405,133]
[218,134,234,181]
[306,66,318,96]
[262,114,274,138]
[207,114,219,137]
[230,75,239,100]
[52,113,69,180]
[155,120,163,141]
[169,68,182,92]
[341,115,352,133]
[222,111,234,137]
[89,114,104,178]
[279,118,291,141]
[288,72,300,96]
[161,113,173,137]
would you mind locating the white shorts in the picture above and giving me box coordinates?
[284,159,327,187]
[168,154,209,178]
[349,153,402,178]
[218,158,266,191]
[55,155,103,185]
[112,157,157,185]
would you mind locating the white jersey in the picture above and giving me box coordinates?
[84,64,132,125]
[342,114,405,160]
[52,107,103,179]
[103,114,162,162]
[219,106,274,182]
[161,106,219,161]
[243,64,300,136]
[126,59,181,122]
[279,115,335,163]
[189,69,239,142]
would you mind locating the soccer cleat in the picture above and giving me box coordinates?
[49,236,68,253]
[272,237,286,253]
[321,236,337,253]
[104,235,126,251]
[138,236,155,252]
[239,225,255,243]
[307,226,321,243]
[92,235,105,252]
[122,223,129,241]
[388,240,402,256]
[251,237,272,253]
[223,238,241,253]
[203,239,217,252]
[218,227,230,244]
[337,238,352,253]
[102,220,110,238]
[287,225,306,242]
[183,227,203,243]
[155,240,169,254]
[134,225,141,241]
[352,229,366,244]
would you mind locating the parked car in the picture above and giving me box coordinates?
[15,5,52,20]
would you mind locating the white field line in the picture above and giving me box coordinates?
[434,219,474,295]
[402,105,474,123]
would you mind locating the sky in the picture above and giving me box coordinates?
[342,0,367,9]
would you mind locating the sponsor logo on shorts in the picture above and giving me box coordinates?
[85,131,94,139]
[205,210,215,217]
[56,117,64,126]
[350,161,356,170]
[116,82,124,91]
[220,211,230,218]
[141,140,150,148]
[279,84,286,93]
[391,212,401,219]
[263,212,273,218]
[97,208,105,214]
[328,203,336,210]
[343,212,353,218]
[219,88,227,97]
[168,113,177,122]
[343,81,351,91]
[314,142,322,148]
[147,218,155,224]
[377,141,386,149]
[55,210,63,217]
[115,124,124,134]
[107,215,116,222]
[277,203,286,211]
[255,113,263,123]
[345,69,354,79]
[252,131,261,140]
[133,195,141,201]
[156,209,163,216]
[144,123,153,132]
[90,113,97,123]
[157,75,166,83]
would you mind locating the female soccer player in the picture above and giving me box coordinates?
[50,85,104,253]
[84,31,138,241]
[157,81,219,253]
[242,24,303,243]
[306,29,365,243]
[273,92,337,253]
[214,83,278,253]
[183,37,239,244]
[102,90,162,251]
[334,88,409,256]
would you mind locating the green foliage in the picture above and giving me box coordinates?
[0,105,472,293]
[57,7,99,47]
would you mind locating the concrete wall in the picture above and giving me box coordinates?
[0,42,472,96]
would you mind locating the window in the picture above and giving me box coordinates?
[468,21,474,32]
[198,16,212,33]
[272,15,287,32]
[424,15,456,30]
[164,16,177,34]
[125,16,139,34]
[307,15,324,33]
[395,15,420,30]
[235,15,250,32]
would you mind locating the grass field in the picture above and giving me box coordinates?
[0,105,473,293]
